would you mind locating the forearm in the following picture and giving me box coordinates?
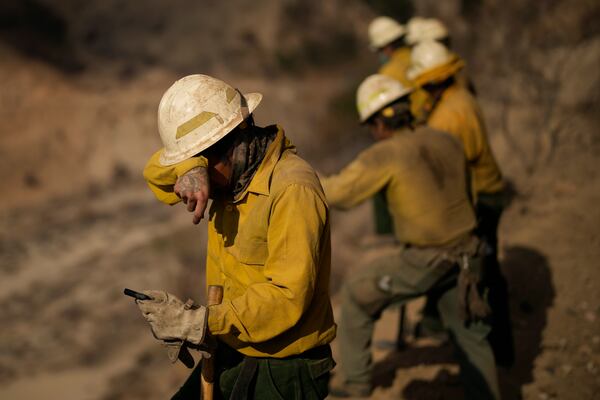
[207,282,309,342]
[143,150,208,205]
[320,159,388,209]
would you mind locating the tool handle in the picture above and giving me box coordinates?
[201,285,223,400]
[395,304,407,351]
[206,285,224,306]
[123,288,154,301]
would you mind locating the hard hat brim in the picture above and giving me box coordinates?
[158,92,262,166]
[358,91,411,123]
[369,31,405,52]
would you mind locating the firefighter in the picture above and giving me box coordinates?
[137,74,336,399]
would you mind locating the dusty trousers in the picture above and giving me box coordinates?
[475,191,515,368]
[338,244,501,400]
[171,343,334,399]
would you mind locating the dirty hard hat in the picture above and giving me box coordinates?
[406,40,454,81]
[405,17,449,45]
[356,74,413,122]
[368,16,406,50]
[157,74,262,166]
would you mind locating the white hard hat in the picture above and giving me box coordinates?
[356,74,413,122]
[406,40,453,81]
[405,18,449,45]
[157,74,262,165]
[368,16,406,50]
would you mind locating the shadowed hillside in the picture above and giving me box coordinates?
[0,0,598,399]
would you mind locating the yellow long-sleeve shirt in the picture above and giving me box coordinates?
[143,126,336,358]
[321,126,476,247]
[427,83,504,195]
[379,47,412,86]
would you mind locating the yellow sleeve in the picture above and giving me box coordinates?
[142,150,208,205]
[452,107,484,165]
[378,47,411,86]
[320,146,392,210]
[428,90,484,165]
[208,184,327,342]
[428,91,504,194]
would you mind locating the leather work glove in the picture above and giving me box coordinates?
[161,340,214,369]
[136,290,208,346]
[457,254,492,323]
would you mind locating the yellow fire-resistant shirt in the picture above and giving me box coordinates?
[427,83,504,196]
[321,126,476,247]
[143,126,336,358]
[379,47,412,86]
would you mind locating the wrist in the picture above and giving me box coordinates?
[183,306,208,345]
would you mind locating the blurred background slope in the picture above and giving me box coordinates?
[0,0,598,399]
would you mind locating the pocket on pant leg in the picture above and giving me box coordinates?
[170,362,201,399]
[254,360,291,400]
[346,275,394,316]
[304,357,335,399]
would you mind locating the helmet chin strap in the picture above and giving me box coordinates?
[229,125,277,198]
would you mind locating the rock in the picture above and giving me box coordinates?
[565,306,578,317]
[557,38,600,108]
[559,338,568,349]
[584,311,597,323]
[561,364,573,375]
[586,361,597,374]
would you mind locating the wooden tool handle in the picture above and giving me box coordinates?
[207,285,224,307]
[201,285,223,400]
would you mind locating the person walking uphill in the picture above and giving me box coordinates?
[407,40,514,367]
[137,74,336,399]
[368,16,411,86]
[366,16,457,236]
[324,74,501,399]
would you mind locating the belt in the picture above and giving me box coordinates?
[260,344,332,363]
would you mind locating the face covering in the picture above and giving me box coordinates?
[378,53,390,65]
[229,125,277,197]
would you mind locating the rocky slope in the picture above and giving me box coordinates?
[0,0,599,399]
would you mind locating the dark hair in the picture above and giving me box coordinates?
[199,115,255,160]
[440,36,452,49]
[422,75,455,92]
[384,36,407,51]
[372,98,412,130]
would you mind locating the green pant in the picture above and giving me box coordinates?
[476,191,515,368]
[171,344,334,399]
[338,244,501,400]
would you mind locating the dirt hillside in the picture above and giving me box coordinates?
[0,0,599,399]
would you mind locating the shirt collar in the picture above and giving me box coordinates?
[233,125,294,203]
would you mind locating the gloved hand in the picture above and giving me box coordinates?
[162,340,213,369]
[457,254,491,322]
[136,290,208,345]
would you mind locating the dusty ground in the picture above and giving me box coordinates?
[0,0,599,399]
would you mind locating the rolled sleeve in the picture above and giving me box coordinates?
[142,150,207,205]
